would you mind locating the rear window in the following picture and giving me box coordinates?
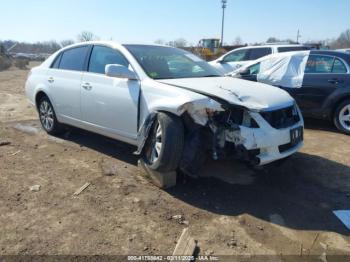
[332,58,347,73]
[51,53,62,69]
[249,48,272,60]
[59,46,89,71]
[278,46,310,53]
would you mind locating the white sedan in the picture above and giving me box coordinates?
[25,41,304,176]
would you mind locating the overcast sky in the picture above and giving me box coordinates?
[1,0,349,44]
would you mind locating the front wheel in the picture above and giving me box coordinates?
[334,99,350,135]
[38,96,64,135]
[143,112,184,173]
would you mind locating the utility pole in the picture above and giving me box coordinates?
[221,0,227,47]
[296,29,301,44]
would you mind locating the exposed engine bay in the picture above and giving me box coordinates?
[137,98,303,177]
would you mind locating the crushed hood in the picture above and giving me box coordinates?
[158,77,294,111]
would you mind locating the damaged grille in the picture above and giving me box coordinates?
[260,105,300,129]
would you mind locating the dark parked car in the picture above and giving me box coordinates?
[231,50,350,134]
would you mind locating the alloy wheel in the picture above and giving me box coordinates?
[149,121,163,164]
[39,100,54,131]
[339,104,350,131]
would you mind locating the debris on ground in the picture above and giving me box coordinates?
[10,150,21,156]
[29,185,41,192]
[204,250,214,255]
[257,225,264,231]
[227,238,237,248]
[181,220,189,226]
[0,140,11,146]
[172,228,197,260]
[73,182,91,196]
[172,215,183,220]
[132,197,140,203]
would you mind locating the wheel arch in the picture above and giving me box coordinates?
[35,91,49,110]
[330,94,350,120]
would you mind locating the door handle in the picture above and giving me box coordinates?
[82,82,92,91]
[328,79,343,84]
[48,77,54,83]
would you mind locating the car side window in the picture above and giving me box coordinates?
[88,46,130,74]
[248,63,261,75]
[277,46,310,52]
[249,48,272,60]
[305,55,334,73]
[332,58,347,73]
[223,49,249,63]
[59,46,89,71]
[51,53,62,69]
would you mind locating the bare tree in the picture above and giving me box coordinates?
[60,39,75,47]
[328,29,350,49]
[337,29,350,48]
[170,38,187,48]
[266,37,280,43]
[77,31,99,42]
[154,39,165,45]
[232,36,243,45]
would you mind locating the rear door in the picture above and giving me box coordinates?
[48,45,90,121]
[80,45,140,140]
[295,54,349,113]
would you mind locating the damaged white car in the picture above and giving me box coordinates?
[25,42,304,176]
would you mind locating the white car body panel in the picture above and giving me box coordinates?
[25,41,304,166]
[80,72,139,140]
[159,77,294,111]
[48,69,82,121]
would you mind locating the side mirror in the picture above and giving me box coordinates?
[105,64,137,80]
[217,58,225,64]
[239,68,250,76]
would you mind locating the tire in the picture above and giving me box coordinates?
[143,112,184,172]
[38,96,64,135]
[334,99,350,135]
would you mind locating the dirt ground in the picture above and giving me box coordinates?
[1,63,350,259]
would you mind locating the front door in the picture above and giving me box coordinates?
[80,45,140,140]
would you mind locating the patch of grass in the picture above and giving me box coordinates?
[14,58,29,70]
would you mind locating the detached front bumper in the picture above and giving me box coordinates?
[227,109,304,166]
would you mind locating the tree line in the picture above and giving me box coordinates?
[1,29,349,56]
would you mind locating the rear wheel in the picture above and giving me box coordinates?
[38,96,64,135]
[334,99,350,135]
[143,112,184,172]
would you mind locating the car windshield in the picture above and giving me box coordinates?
[124,45,222,79]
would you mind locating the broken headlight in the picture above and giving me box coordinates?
[211,108,259,129]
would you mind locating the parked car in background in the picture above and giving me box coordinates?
[25,41,304,178]
[337,49,350,53]
[209,44,310,74]
[230,50,350,134]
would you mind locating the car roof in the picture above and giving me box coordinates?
[61,41,174,50]
[235,44,306,50]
